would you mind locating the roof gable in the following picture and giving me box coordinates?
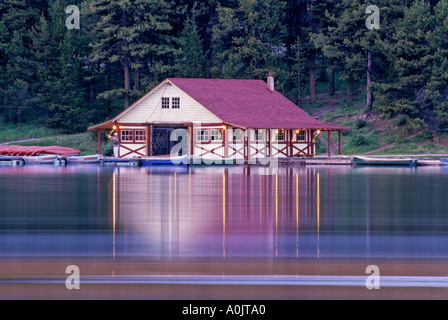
[112,80,223,124]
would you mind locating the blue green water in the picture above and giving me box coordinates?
[0,165,447,261]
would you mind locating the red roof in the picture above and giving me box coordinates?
[168,78,349,130]
[0,145,80,156]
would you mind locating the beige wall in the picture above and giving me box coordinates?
[118,82,223,124]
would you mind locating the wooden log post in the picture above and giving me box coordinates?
[97,131,101,155]
[149,125,153,156]
[339,130,342,155]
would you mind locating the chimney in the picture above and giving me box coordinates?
[267,72,275,93]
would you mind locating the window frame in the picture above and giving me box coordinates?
[121,130,134,142]
[295,130,306,142]
[135,130,146,142]
[254,129,264,142]
[276,129,285,142]
[196,130,210,142]
[210,129,223,142]
[233,129,243,142]
[171,97,180,109]
[161,97,170,109]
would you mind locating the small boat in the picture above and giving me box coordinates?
[441,158,448,166]
[0,145,80,157]
[23,155,59,165]
[353,156,417,167]
[66,154,103,164]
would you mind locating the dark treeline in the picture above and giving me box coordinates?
[0,0,447,134]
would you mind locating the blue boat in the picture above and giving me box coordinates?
[141,155,188,166]
[188,156,235,166]
[441,158,448,166]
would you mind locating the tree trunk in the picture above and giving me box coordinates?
[309,55,316,105]
[124,60,130,109]
[134,67,139,92]
[366,50,373,112]
[329,68,335,96]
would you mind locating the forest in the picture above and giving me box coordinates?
[0,0,447,136]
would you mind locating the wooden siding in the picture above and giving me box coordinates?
[118,82,223,124]
[119,143,146,158]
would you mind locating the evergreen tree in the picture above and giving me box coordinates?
[176,16,207,78]
[312,0,403,110]
[0,0,42,123]
[211,0,287,83]
[86,0,175,109]
[374,0,448,132]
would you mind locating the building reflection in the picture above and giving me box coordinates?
[106,165,357,260]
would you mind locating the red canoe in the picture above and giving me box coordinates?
[0,145,81,157]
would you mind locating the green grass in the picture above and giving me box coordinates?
[0,122,58,144]
[10,132,113,156]
[369,142,448,155]
[301,101,323,116]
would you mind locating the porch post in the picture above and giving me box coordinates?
[244,130,248,161]
[339,130,342,155]
[328,130,331,158]
[188,125,193,156]
[149,124,153,156]
[309,130,313,157]
[145,126,150,156]
[223,127,227,159]
[97,130,101,155]
[289,130,293,158]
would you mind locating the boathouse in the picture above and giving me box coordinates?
[89,76,349,160]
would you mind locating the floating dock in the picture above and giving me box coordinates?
[0,156,25,166]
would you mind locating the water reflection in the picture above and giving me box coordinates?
[0,165,448,261]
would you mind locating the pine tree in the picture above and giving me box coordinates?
[211,0,287,82]
[312,0,403,110]
[86,0,175,109]
[176,16,207,78]
[0,0,42,123]
[374,0,448,132]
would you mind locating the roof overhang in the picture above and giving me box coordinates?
[88,120,116,131]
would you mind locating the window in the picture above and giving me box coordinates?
[135,130,146,142]
[233,129,243,142]
[254,129,264,142]
[276,129,285,141]
[295,131,305,142]
[196,130,209,142]
[172,97,180,109]
[211,129,223,141]
[121,130,134,142]
[162,97,170,109]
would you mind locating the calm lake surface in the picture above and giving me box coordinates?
[1,164,447,260]
[1,164,448,299]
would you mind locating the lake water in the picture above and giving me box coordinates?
[1,164,448,298]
